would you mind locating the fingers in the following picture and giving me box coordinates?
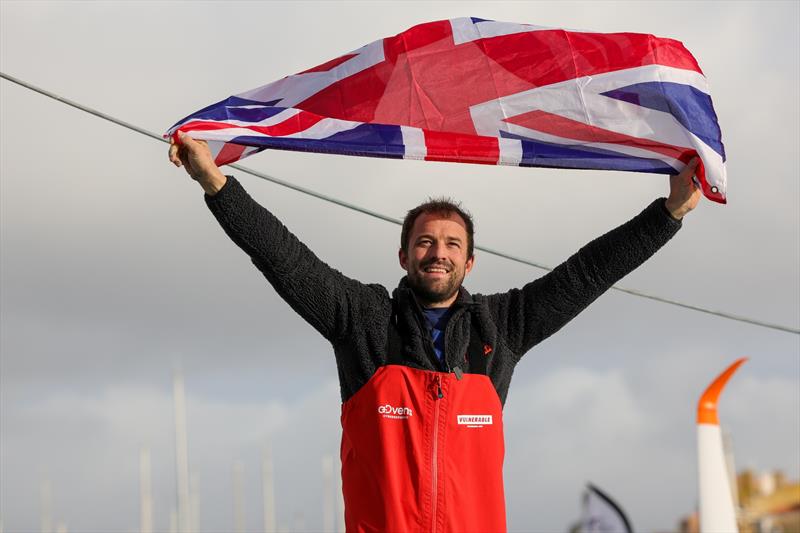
[168,138,182,167]
[169,131,203,168]
[178,130,191,146]
[681,157,699,178]
[177,131,211,154]
[168,130,216,182]
[178,130,208,148]
[685,158,701,190]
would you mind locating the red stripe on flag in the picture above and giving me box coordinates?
[480,30,702,87]
[295,23,702,138]
[246,111,325,137]
[179,122,237,132]
[214,142,247,166]
[181,111,325,138]
[423,130,500,164]
[382,19,454,62]
[564,31,701,76]
[504,109,691,160]
[297,53,358,75]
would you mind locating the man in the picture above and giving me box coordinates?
[169,131,700,532]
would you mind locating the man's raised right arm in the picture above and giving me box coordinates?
[168,132,386,342]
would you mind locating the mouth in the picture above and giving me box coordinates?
[421,264,451,277]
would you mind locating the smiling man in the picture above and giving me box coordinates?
[400,201,475,310]
[169,131,700,533]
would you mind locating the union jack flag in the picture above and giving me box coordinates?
[166,17,726,203]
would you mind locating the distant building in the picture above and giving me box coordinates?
[679,470,800,533]
[679,510,699,533]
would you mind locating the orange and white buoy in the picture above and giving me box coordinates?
[697,358,747,533]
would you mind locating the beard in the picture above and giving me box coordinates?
[406,260,465,306]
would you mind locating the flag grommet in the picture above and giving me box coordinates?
[711,186,719,194]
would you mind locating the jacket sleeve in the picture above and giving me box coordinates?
[483,198,682,359]
[204,175,386,343]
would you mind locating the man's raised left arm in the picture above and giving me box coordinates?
[484,158,702,358]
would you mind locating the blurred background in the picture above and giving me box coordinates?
[1,2,798,532]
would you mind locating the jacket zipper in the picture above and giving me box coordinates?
[431,374,444,533]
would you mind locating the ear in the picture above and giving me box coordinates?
[398,248,409,271]
[464,255,475,275]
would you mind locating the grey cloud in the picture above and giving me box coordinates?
[2,1,798,532]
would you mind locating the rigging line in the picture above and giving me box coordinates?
[2,71,798,335]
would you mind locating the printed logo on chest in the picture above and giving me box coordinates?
[457,414,493,428]
[378,403,413,419]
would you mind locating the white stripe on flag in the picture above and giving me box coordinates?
[237,40,386,109]
[287,117,362,139]
[498,137,522,165]
[499,120,684,170]
[401,126,427,159]
[450,17,549,45]
[167,108,301,135]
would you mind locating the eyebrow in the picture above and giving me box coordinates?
[415,234,464,243]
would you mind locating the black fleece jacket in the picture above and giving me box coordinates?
[206,176,682,405]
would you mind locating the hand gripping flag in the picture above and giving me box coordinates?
[166,17,727,203]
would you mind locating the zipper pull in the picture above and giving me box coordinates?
[453,366,463,381]
[435,375,444,399]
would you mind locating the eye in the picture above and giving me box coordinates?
[447,241,461,248]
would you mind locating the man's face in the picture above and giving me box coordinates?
[399,212,474,308]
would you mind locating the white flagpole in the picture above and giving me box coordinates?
[173,370,191,533]
[262,444,276,533]
[190,471,200,533]
[40,478,52,533]
[140,447,153,533]
[233,460,246,533]
[169,509,178,533]
[697,357,746,533]
[322,455,335,532]
[293,511,306,532]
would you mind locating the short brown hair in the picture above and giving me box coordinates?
[400,198,474,258]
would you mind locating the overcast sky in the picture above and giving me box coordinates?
[1,2,798,532]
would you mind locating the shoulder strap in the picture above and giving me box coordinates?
[386,300,405,365]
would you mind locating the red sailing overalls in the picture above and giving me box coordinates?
[340,319,507,533]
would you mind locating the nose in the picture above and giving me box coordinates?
[429,241,448,260]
